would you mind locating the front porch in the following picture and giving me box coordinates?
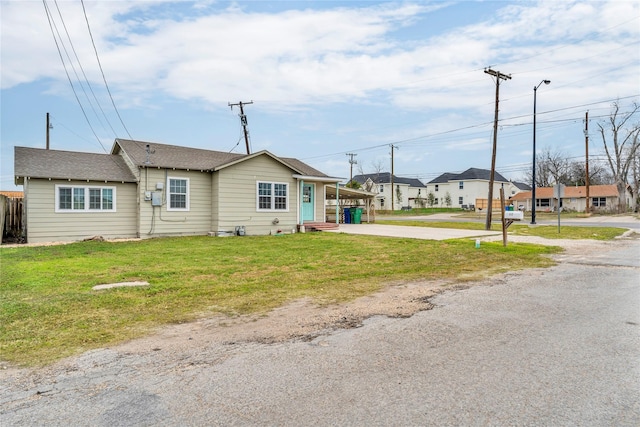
[302,222,340,232]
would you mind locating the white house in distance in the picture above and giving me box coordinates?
[426,168,521,209]
[13,139,350,243]
[351,173,427,210]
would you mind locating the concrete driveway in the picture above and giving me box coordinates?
[327,223,501,241]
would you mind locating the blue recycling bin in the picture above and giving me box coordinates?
[344,208,351,224]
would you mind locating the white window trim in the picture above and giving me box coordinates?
[256,181,289,212]
[167,177,190,211]
[55,184,117,213]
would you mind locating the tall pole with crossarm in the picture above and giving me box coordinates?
[484,68,511,230]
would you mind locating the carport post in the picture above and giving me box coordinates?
[335,183,339,224]
[300,180,304,225]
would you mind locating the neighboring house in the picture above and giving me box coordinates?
[426,168,518,208]
[352,173,426,210]
[510,184,632,213]
[14,139,344,243]
[0,191,24,198]
[511,181,532,194]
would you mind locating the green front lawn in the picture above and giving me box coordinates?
[1,233,560,366]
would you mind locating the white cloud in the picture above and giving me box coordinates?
[1,1,638,189]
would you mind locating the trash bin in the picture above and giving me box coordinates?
[353,207,362,224]
[344,208,351,224]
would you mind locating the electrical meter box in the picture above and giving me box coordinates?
[151,192,162,206]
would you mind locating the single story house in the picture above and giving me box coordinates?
[509,184,632,213]
[14,139,356,243]
[351,173,426,210]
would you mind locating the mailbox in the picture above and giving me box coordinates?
[504,211,524,220]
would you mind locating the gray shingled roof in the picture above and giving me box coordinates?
[280,157,329,177]
[114,139,330,177]
[14,147,137,182]
[353,173,425,187]
[428,168,509,184]
[429,172,457,184]
[512,181,532,191]
[114,139,244,171]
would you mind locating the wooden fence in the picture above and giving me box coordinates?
[1,195,24,243]
[475,198,504,211]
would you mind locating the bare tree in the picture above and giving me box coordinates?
[524,147,571,187]
[567,160,612,186]
[356,159,386,193]
[598,102,640,212]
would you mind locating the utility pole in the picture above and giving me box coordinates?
[390,144,398,211]
[585,111,590,214]
[46,112,52,150]
[346,153,358,184]
[483,68,511,230]
[228,101,254,154]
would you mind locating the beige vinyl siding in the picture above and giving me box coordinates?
[313,182,324,222]
[138,168,212,238]
[214,155,298,235]
[25,179,137,243]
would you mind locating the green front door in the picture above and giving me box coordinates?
[302,184,314,221]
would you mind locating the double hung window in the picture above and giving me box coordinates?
[168,178,189,211]
[257,182,288,211]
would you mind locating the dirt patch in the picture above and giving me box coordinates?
[117,279,449,354]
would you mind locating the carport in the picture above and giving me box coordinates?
[324,185,377,224]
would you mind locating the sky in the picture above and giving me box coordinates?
[1,0,639,191]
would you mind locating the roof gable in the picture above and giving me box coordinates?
[15,147,137,182]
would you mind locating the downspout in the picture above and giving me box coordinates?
[335,183,339,224]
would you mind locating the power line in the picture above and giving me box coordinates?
[81,0,135,141]
[43,0,107,152]
[53,0,118,139]
[301,94,639,162]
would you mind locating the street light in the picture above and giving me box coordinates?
[531,79,550,225]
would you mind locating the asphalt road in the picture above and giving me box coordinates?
[2,238,639,426]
